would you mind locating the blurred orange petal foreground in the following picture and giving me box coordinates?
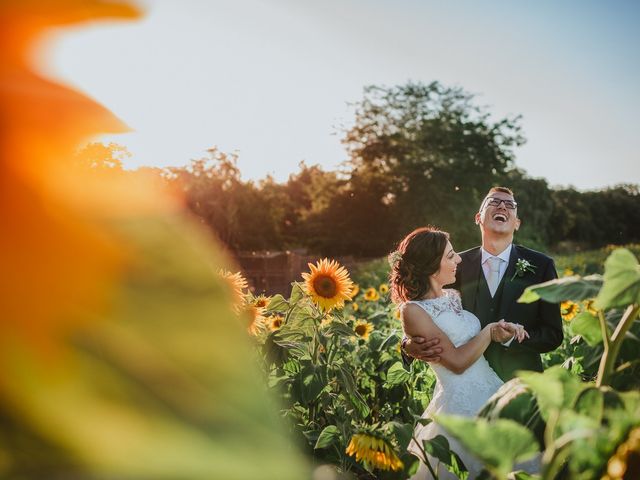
[302,258,354,311]
[0,0,140,359]
[0,2,309,479]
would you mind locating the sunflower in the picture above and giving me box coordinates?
[267,314,284,331]
[352,302,359,312]
[354,320,374,340]
[394,309,401,320]
[301,258,354,311]
[219,270,249,312]
[252,294,271,309]
[364,287,379,302]
[561,300,579,322]
[379,283,389,295]
[345,433,403,472]
[563,268,575,277]
[349,284,360,299]
[602,426,640,480]
[244,304,266,336]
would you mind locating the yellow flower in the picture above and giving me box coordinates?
[563,268,575,277]
[364,287,379,302]
[267,314,284,331]
[349,284,360,299]
[561,301,580,322]
[394,309,401,320]
[354,320,374,340]
[379,283,389,295]
[219,270,249,312]
[244,304,266,336]
[301,258,354,311]
[252,294,270,309]
[345,433,403,472]
[602,426,640,480]
[352,302,359,312]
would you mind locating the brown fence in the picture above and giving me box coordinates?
[235,250,356,296]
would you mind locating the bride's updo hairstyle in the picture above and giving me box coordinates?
[389,226,449,304]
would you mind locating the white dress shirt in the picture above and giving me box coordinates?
[480,244,512,288]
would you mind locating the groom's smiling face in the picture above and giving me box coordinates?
[475,191,521,236]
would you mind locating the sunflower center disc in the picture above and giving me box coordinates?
[313,275,337,298]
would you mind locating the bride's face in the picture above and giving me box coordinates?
[434,240,461,286]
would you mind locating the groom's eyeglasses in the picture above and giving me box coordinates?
[483,197,518,209]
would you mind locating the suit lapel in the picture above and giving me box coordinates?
[461,248,482,312]
[499,245,521,319]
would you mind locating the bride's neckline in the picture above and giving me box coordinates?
[419,290,450,301]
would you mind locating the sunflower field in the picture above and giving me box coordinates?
[225,247,640,479]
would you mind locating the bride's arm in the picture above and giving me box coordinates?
[401,303,495,375]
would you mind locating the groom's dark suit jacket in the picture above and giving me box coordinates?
[451,244,563,381]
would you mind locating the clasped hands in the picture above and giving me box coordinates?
[491,319,529,343]
[403,319,529,363]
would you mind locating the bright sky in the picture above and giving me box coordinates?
[49,0,639,190]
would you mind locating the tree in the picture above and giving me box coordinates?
[343,81,525,252]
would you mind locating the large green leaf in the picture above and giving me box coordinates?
[595,248,640,309]
[518,275,602,304]
[335,365,370,418]
[422,435,468,479]
[517,367,585,423]
[569,312,603,346]
[314,425,340,449]
[435,415,538,478]
[266,294,288,313]
[478,378,545,444]
[384,361,411,387]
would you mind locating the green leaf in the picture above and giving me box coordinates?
[335,365,370,418]
[595,248,640,310]
[289,282,305,304]
[517,367,585,423]
[384,361,411,387]
[266,294,288,313]
[422,435,468,477]
[518,275,603,304]
[387,421,414,452]
[435,415,538,478]
[325,321,355,338]
[299,365,324,403]
[569,312,603,346]
[574,387,604,423]
[314,425,340,449]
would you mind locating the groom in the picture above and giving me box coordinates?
[403,186,563,381]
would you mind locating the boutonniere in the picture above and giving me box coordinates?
[511,258,536,280]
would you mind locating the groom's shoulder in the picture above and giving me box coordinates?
[514,244,555,264]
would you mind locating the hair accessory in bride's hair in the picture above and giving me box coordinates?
[388,250,403,268]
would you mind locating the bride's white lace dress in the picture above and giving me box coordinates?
[406,289,503,479]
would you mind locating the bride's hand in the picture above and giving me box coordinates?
[497,320,529,343]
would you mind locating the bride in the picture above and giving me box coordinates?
[389,226,527,479]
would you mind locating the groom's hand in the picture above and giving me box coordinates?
[404,336,442,362]
[490,323,514,343]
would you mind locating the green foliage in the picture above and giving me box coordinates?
[255,281,437,477]
[471,247,640,479]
